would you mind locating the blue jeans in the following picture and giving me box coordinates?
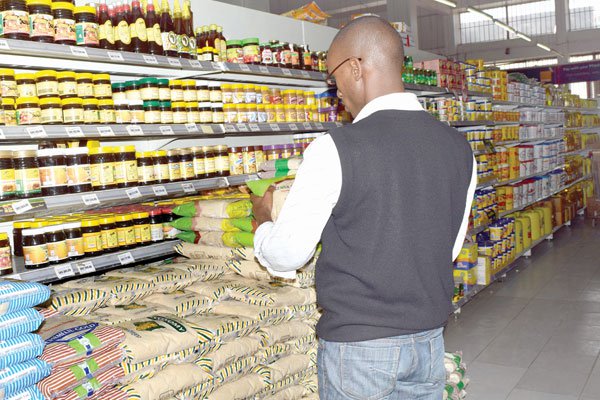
[318,328,446,400]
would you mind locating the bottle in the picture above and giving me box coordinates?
[159,0,176,57]
[145,0,163,55]
[206,24,217,62]
[130,0,148,53]
[217,26,227,62]
[214,26,222,62]
[181,0,194,59]
[173,0,187,59]
[98,0,115,50]
[115,2,132,52]
[195,27,204,60]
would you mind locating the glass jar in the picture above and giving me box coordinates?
[275,104,286,123]
[152,150,169,183]
[228,146,244,176]
[81,218,103,256]
[232,84,244,104]
[149,209,163,242]
[1,0,29,40]
[169,80,183,102]
[93,74,112,99]
[209,83,222,103]
[75,73,94,98]
[185,102,200,124]
[271,88,282,104]
[3,98,16,126]
[172,102,187,124]
[247,103,258,123]
[65,146,92,193]
[144,100,161,124]
[132,212,151,244]
[89,146,116,190]
[114,102,131,124]
[202,146,216,178]
[223,103,237,123]
[129,100,144,123]
[243,84,256,104]
[113,145,138,188]
[236,104,247,124]
[15,73,37,98]
[281,144,294,159]
[178,148,194,181]
[182,80,197,102]
[261,86,270,104]
[0,233,11,276]
[159,101,173,124]
[63,221,84,260]
[13,221,30,257]
[226,40,243,63]
[265,104,276,123]
[37,148,68,196]
[22,228,48,269]
[115,214,135,249]
[99,216,118,252]
[242,146,257,174]
[260,42,273,65]
[111,82,127,103]
[83,98,99,124]
[196,81,209,102]
[45,224,68,264]
[73,5,98,47]
[221,84,233,104]
[198,102,212,124]
[35,70,59,98]
[52,1,75,45]
[213,145,229,177]
[257,104,267,123]
[282,89,296,105]
[296,89,305,105]
[14,150,41,198]
[255,145,265,167]
[263,145,278,161]
[0,69,17,98]
[296,105,306,122]
[157,79,170,101]
[211,103,224,124]
[16,97,41,125]
[242,37,260,64]
[124,81,140,102]
[39,97,63,124]
[166,149,181,182]
[61,97,84,124]
[136,151,156,185]
[191,147,205,178]
[139,77,159,101]
[0,151,15,201]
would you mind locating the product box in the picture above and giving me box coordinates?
[476,257,492,286]
[456,242,478,264]
[454,266,477,286]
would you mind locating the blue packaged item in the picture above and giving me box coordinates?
[0,309,44,341]
[0,358,51,398]
[6,385,45,400]
[0,281,50,317]
[0,334,45,369]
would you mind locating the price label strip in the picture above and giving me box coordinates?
[200,125,214,134]
[189,59,201,68]
[11,199,33,215]
[315,122,324,130]
[81,194,100,206]
[301,71,311,78]
[236,124,249,132]
[303,122,312,130]
[281,68,292,76]
[97,126,114,136]
[126,187,142,199]
[65,126,84,137]
[26,126,47,138]
[239,64,251,72]
[55,264,75,279]
[107,51,124,61]
[77,261,95,274]
[160,125,175,135]
[118,252,135,265]
[181,183,196,193]
[153,186,168,196]
[70,46,88,57]
[185,123,198,132]
[259,66,269,74]
[0,128,5,140]
[0,40,9,50]
[224,125,237,133]
[168,58,182,67]
[289,123,299,130]
[143,55,158,64]
[126,125,144,136]
[269,123,281,131]
[249,123,260,132]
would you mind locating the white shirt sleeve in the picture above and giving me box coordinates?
[254,135,342,277]
[452,156,478,261]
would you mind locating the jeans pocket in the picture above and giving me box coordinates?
[428,332,446,383]
[340,343,402,400]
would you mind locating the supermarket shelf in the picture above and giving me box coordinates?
[518,136,564,143]
[476,178,498,189]
[6,241,180,284]
[0,122,340,141]
[562,148,591,157]
[491,121,520,126]
[466,90,493,98]
[404,83,454,97]
[577,127,600,134]
[467,224,488,237]
[563,107,600,114]
[495,167,562,186]
[449,120,494,127]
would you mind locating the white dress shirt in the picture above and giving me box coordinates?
[254,92,478,278]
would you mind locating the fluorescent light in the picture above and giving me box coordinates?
[467,7,493,20]
[517,32,532,42]
[537,43,551,51]
[494,20,516,33]
[433,0,457,7]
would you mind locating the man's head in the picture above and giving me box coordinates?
[327,16,405,117]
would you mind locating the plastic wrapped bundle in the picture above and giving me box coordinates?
[0,281,50,316]
[0,358,51,398]
[173,243,255,261]
[0,309,44,340]
[172,199,253,218]
[0,333,45,369]
[169,216,257,233]
[52,366,125,400]
[48,288,110,317]
[444,352,469,400]
[176,231,255,248]
[142,292,214,318]
[6,386,45,400]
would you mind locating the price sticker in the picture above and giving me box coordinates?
[315,122,324,130]
[55,264,75,279]
[239,64,251,72]
[259,66,269,74]
[126,125,144,136]
[70,46,88,57]
[77,261,95,274]
[126,187,142,199]
[168,58,182,67]
[211,62,221,70]
[97,126,114,136]
[224,125,237,133]
[11,199,33,215]
[182,183,195,193]
[200,125,214,134]
[289,123,299,130]
[143,55,158,64]
[26,126,47,138]
[303,122,312,130]
[118,252,135,265]
[0,128,5,140]
[189,59,201,68]
[81,193,100,205]
[249,123,260,132]
[9,274,20,281]
[281,68,292,76]
[269,123,281,131]
[153,186,168,196]
[107,51,124,61]
[160,125,174,135]
[66,126,84,137]
[236,124,249,132]
[0,40,9,50]
[300,70,311,78]
[185,123,198,132]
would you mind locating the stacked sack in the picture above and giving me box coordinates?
[444,352,469,400]
[257,157,302,179]
[0,281,52,399]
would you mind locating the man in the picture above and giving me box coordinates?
[252,16,476,400]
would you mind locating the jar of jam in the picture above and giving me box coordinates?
[280,42,292,68]
[172,102,187,124]
[93,74,112,99]
[185,102,200,124]
[13,221,30,257]
[61,97,84,124]
[226,40,243,63]
[169,80,183,102]
[272,43,283,66]
[265,104,276,123]
[242,146,257,174]
[221,84,233,104]
[22,228,48,269]
[115,214,135,249]
[282,89,296,105]
[166,149,181,182]
[37,148,68,196]
[243,84,256,104]
[149,209,163,242]
[45,224,68,264]
[139,78,159,101]
[281,144,294,159]
[0,151,15,201]
[57,71,77,98]
[98,99,115,124]
[111,82,127,103]
[35,70,59,98]
[275,104,286,122]
[83,98,99,124]
[261,86,270,104]
[0,233,11,276]
[157,79,170,101]
[76,73,94,98]
[260,42,273,65]
[1,0,29,40]
[182,80,197,102]
[15,73,37,98]
[136,151,156,185]
[152,150,169,183]
[159,101,173,124]
[114,102,131,124]
[223,104,236,123]
[257,104,267,123]
[209,83,222,103]
[39,97,63,124]
[196,81,210,102]
[161,206,178,240]
[81,218,103,256]
[191,147,205,178]
[247,103,258,123]
[0,69,17,99]
[125,81,140,102]
[198,102,212,124]
[99,216,118,252]
[65,146,92,193]
[74,5,98,47]
[202,146,216,178]
[52,1,75,45]
[296,105,306,122]
[255,145,265,167]
[113,145,138,188]
[228,146,244,176]
[63,221,84,260]
[270,88,282,104]
[213,145,230,177]
[236,104,247,124]
[144,100,161,124]
[264,145,279,161]
[16,97,41,125]
[242,37,260,64]
[89,146,116,190]
[232,84,244,104]
[178,148,194,181]
[129,100,144,123]
[132,212,151,244]
[212,103,224,124]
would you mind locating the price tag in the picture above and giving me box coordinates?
[153,185,168,196]
[239,64,251,72]
[281,68,292,76]
[65,126,84,137]
[300,70,311,78]
[168,58,182,67]
[160,125,174,135]
[224,125,237,133]
[259,66,269,74]
[118,252,135,265]
[185,123,198,132]
[107,51,124,61]
[0,40,9,50]
[200,125,214,134]
[249,123,260,132]
[289,123,299,130]
[182,183,195,193]
[211,62,221,70]
[189,59,201,68]
[143,55,158,64]
[97,126,114,136]
[77,261,95,274]
[303,122,312,130]
[81,193,100,205]
[0,128,4,139]
[70,46,88,57]
[26,126,47,138]
[126,187,142,199]
[11,199,33,215]
[126,125,144,136]
[269,123,281,131]
[315,122,324,130]
[9,274,20,281]
[236,124,249,132]
[55,264,75,279]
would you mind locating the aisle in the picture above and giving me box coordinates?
[444,218,600,400]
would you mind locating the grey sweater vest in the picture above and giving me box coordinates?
[315,110,473,342]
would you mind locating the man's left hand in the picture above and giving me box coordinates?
[251,186,275,226]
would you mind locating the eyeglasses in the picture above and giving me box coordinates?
[326,56,362,86]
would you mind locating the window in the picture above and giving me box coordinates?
[569,0,600,30]
[507,0,556,36]
[569,82,588,99]
[459,6,507,44]
[496,58,558,70]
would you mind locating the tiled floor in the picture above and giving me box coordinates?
[444,218,600,400]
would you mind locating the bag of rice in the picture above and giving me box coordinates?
[259,342,292,365]
[254,354,312,385]
[0,309,44,340]
[48,287,110,317]
[246,178,293,222]
[83,303,164,325]
[0,358,51,398]
[205,373,265,400]
[196,335,262,373]
[52,366,124,400]
[37,307,60,320]
[173,200,253,218]
[262,385,306,400]
[0,333,45,369]
[210,301,290,326]
[225,260,271,281]
[6,385,45,400]
[176,231,255,248]
[214,355,262,384]
[170,216,257,233]
[60,276,156,307]
[104,266,195,294]
[0,281,50,316]
[229,283,316,307]
[39,316,125,367]
[258,158,302,173]
[184,278,244,301]
[142,292,214,318]
[165,262,227,282]
[257,322,314,347]
[174,243,255,261]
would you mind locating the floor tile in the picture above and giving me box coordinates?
[582,360,600,397]
[465,361,527,400]
[507,389,578,400]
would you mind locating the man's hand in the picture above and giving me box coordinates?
[251,186,275,226]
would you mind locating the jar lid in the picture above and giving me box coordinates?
[214,145,228,151]
[263,145,274,151]
[75,72,92,80]
[115,145,136,153]
[212,103,223,108]
[243,84,255,90]
[157,78,169,86]
[57,71,76,80]
[226,40,242,46]
[14,150,37,158]
[223,104,234,110]
[202,146,214,152]
[143,100,160,108]
[0,69,15,76]
[154,150,167,157]
[221,84,232,89]
[128,99,143,106]
[61,97,83,107]
[261,86,269,91]
[177,148,192,154]
[15,73,36,81]
[100,216,115,224]
[138,77,158,85]
[88,147,109,155]
[260,42,270,47]
[264,104,274,109]
[64,147,88,155]
[195,80,209,87]
[16,97,40,106]
[169,80,182,86]
[241,38,259,46]
[82,98,99,106]
[181,79,196,86]
[44,224,65,233]
[37,148,64,157]
[29,220,47,228]
[13,221,30,229]
[166,150,180,157]
[171,101,186,108]
[39,97,61,106]
[111,82,127,90]
[304,91,314,96]
[1,98,15,106]
[232,84,244,89]
[140,151,155,158]
[282,89,296,94]
[237,104,247,110]
[198,102,211,108]
[22,228,45,236]
[159,101,171,107]
[257,104,265,109]
[35,70,57,80]
[74,5,96,14]
[93,74,110,82]
[0,150,12,158]
[81,219,99,227]
[52,1,74,10]
[62,221,82,229]
[27,1,52,8]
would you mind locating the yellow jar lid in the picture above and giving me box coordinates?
[221,84,232,89]
[74,5,96,14]
[132,212,149,219]
[257,104,265,109]
[115,145,136,153]
[243,84,255,90]
[1,98,15,106]
[15,97,40,106]
[76,72,93,81]
[35,70,57,80]
[27,0,52,6]
[232,84,244,89]
[139,151,155,158]
[93,74,110,82]
[114,214,132,222]
[86,140,101,148]
[0,233,8,241]
[29,220,47,228]
[98,99,114,107]
[265,104,274,109]
[88,146,112,155]
[171,101,186,108]
[39,97,61,106]
[185,102,198,107]
[13,221,31,229]
[304,91,314,96]
[169,80,182,86]
[223,104,235,110]
[83,98,99,106]
[284,104,295,109]
[15,73,35,81]
[100,216,115,225]
[51,2,74,11]
[81,219,99,227]
[153,150,167,157]
[181,80,196,86]
[61,97,83,107]
[261,86,269,91]
[0,69,15,76]
[57,71,76,80]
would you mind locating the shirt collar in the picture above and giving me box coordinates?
[352,92,423,124]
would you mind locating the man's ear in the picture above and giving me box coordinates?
[350,59,362,81]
